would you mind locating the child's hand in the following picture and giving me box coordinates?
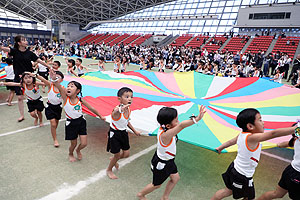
[195,105,206,122]
[134,130,142,136]
[99,116,106,121]
[215,147,222,154]
[0,81,4,86]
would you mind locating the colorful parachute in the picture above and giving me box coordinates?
[63,71,300,153]
[0,63,6,79]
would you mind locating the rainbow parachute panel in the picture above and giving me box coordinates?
[63,71,300,153]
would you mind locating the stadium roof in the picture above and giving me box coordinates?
[0,0,173,28]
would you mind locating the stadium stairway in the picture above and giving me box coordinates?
[241,37,253,53]
[266,39,277,55]
[159,35,179,47]
[219,37,232,52]
[184,36,194,46]
[141,35,154,46]
[201,36,212,49]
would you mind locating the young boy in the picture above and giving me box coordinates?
[211,108,296,200]
[257,122,300,200]
[75,58,88,77]
[106,87,141,179]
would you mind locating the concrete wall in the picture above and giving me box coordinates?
[236,3,300,28]
[59,23,88,44]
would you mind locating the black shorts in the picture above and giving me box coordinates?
[27,98,44,112]
[222,162,255,200]
[151,152,178,186]
[13,76,22,95]
[45,102,62,120]
[5,79,15,91]
[38,71,48,80]
[106,127,130,154]
[78,73,84,77]
[65,116,87,140]
[278,164,300,200]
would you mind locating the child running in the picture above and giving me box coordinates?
[137,105,206,200]
[1,72,45,126]
[257,121,300,200]
[65,57,78,77]
[106,87,141,179]
[75,58,88,77]
[49,69,106,162]
[35,70,65,147]
[88,56,106,71]
[113,56,121,73]
[211,108,297,200]
[0,58,14,106]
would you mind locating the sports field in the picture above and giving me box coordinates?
[0,56,292,200]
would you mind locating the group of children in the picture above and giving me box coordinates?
[0,59,299,199]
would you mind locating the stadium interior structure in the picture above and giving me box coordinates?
[0,0,299,61]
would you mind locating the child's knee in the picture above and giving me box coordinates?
[17,95,23,101]
[80,142,87,148]
[30,112,37,117]
[114,152,121,159]
[172,174,180,183]
[123,151,130,158]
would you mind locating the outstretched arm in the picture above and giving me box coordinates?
[127,122,141,136]
[0,45,10,53]
[81,98,106,120]
[36,58,51,69]
[215,136,238,154]
[161,105,206,145]
[0,81,21,87]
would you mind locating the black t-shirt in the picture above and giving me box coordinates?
[9,47,38,76]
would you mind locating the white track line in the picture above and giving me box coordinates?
[261,151,292,163]
[38,144,156,200]
[0,118,66,137]
[0,96,48,106]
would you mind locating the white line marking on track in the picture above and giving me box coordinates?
[0,118,66,137]
[261,151,292,163]
[38,144,156,200]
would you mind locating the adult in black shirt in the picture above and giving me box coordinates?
[0,35,50,122]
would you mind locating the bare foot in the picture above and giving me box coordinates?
[76,149,82,160]
[106,170,118,179]
[137,193,147,200]
[6,98,9,102]
[69,154,76,162]
[54,140,60,148]
[110,157,119,170]
[17,117,24,122]
[7,103,12,106]
[39,122,44,127]
[34,118,38,126]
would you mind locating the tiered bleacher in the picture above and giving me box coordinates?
[202,36,228,52]
[78,34,93,45]
[130,34,152,46]
[171,34,193,47]
[108,34,129,46]
[272,36,300,58]
[222,37,246,53]
[122,34,141,45]
[186,35,209,48]
[245,36,273,53]
[102,34,120,45]
[93,34,110,45]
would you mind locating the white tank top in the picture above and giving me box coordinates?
[291,138,300,172]
[157,128,177,161]
[63,97,82,119]
[77,66,84,75]
[24,84,41,100]
[5,65,14,80]
[114,62,119,70]
[110,107,131,130]
[233,132,262,178]
[47,84,63,105]
[120,63,125,70]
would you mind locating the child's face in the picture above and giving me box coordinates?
[23,74,33,85]
[167,116,179,129]
[53,63,60,70]
[119,91,133,105]
[75,60,81,66]
[66,83,80,97]
[251,113,264,133]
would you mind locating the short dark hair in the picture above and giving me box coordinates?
[117,87,133,97]
[236,108,260,132]
[5,58,13,65]
[53,61,61,67]
[76,58,82,63]
[55,71,64,80]
[157,107,178,126]
[68,59,75,66]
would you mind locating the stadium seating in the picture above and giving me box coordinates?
[121,34,141,45]
[245,36,273,54]
[130,34,152,46]
[222,37,247,53]
[171,34,193,47]
[272,36,300,58]
[186,35,209,48]
[202,36,228,52]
